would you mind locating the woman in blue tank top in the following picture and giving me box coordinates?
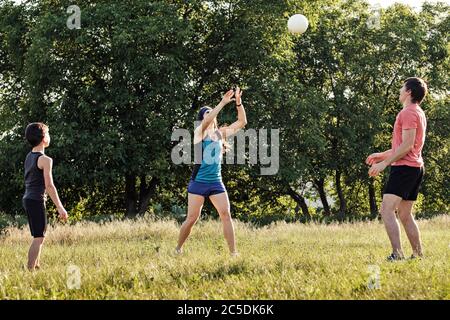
[176,87,247,256]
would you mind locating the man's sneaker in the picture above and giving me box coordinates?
[409,254,423,260]
[386,253,404,262]
[174,248,183,256]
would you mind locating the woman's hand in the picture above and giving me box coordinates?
[220,89,235,106]
[235,86,243,105]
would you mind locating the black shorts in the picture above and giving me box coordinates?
[384,165,424,201]
[22,198,47,238]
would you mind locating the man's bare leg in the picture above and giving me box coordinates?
[398,200,423,257]
[380,194,404,259]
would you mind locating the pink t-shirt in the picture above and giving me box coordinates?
[391,104,427,167]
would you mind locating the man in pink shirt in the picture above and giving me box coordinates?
[366,77,427,261]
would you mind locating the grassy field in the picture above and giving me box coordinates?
[0,215,449,300]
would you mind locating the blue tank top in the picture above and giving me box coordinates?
[192,131,222,183]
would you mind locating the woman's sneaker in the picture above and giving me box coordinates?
[386,252,404,262]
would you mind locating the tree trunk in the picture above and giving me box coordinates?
[125,174,137,217]
[137,176,159,215]
[335,169,347,217]
[368,179,378,218]
[314,178,331,215]
[287,187,310,219]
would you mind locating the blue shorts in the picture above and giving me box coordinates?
[187,180,226,198]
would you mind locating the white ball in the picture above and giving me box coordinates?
[288,14,309,34]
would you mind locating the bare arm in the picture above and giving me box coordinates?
[194,89,235,143]
[39,156,68,220]
[380,149,393,159]
[369,129,416,177]
[220,87,247,138]
[383,129,416,165]
[366,149,392,165]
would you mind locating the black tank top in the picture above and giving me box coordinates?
[23,151,46,201]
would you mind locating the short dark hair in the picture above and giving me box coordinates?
[25,123,48,147]
[404,77,428,104]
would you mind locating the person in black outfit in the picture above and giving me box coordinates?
[23,123,68,271]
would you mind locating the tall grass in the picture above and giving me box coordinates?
[0,215,448,299]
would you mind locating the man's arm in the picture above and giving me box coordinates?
[383,129,416,165]
[380,149,393,160]
[369,129,416,176]
[366,149,393,165]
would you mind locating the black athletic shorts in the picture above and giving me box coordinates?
[22,198,47,238]
[384,165,424,201]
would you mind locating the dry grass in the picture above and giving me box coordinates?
[0,215,449,299]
